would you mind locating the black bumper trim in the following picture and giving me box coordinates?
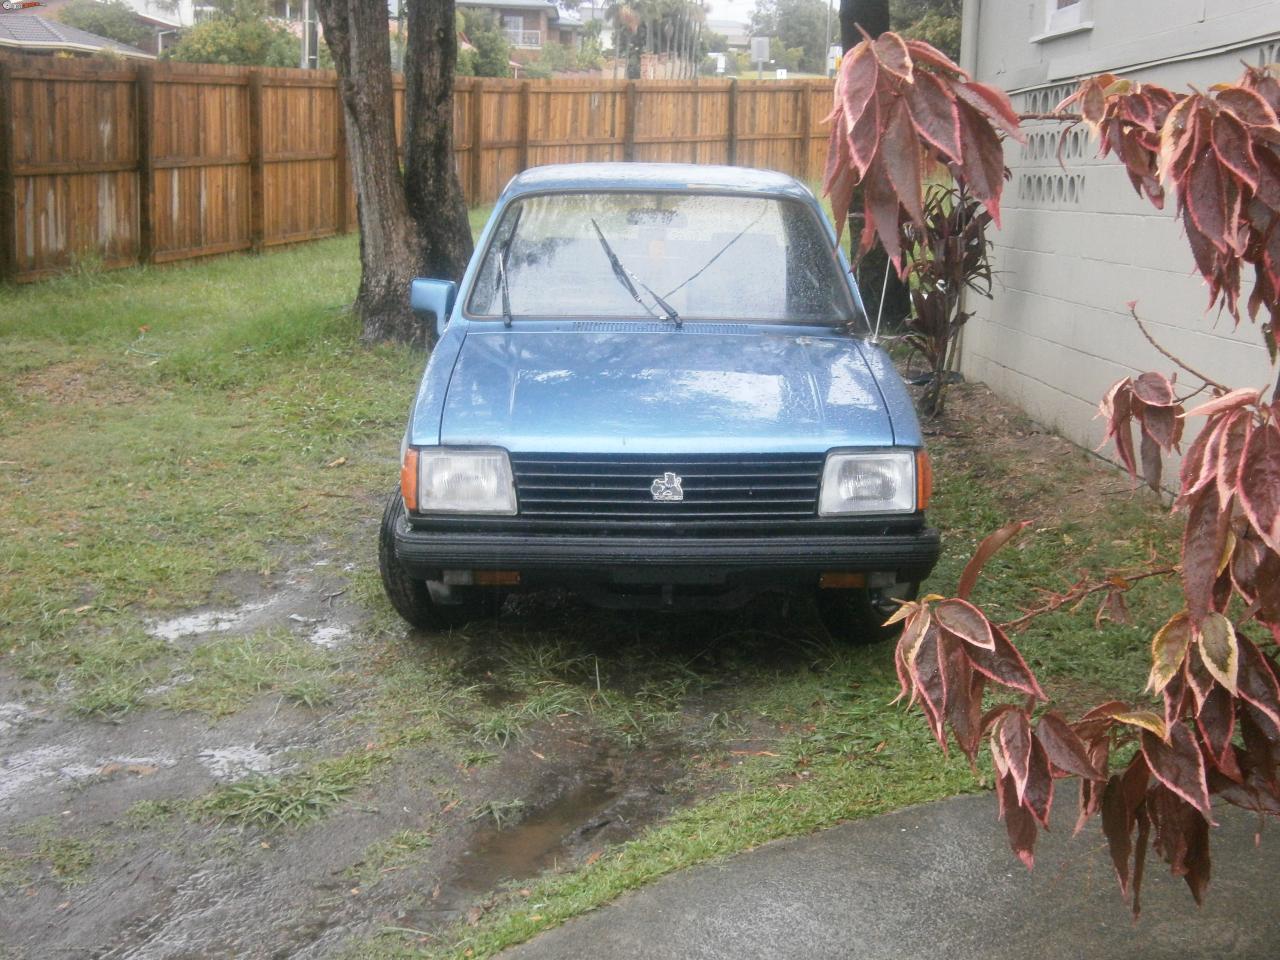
[394,518,941,579]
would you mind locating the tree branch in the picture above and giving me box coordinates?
[1130,306,1230,394]
[1001,565,1178,633]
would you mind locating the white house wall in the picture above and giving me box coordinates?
[958,0,1279,478]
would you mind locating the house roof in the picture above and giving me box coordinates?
[0,14,153,58]
[456,0,582,29]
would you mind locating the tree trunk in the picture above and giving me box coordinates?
[315,0,420,343]
[403,0,473,341]
[838,0,910,335]
[839,0,888,50]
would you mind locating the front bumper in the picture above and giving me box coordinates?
[393,516,941,587]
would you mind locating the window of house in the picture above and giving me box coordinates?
[1035,0,1092,41]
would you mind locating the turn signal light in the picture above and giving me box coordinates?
[401,448,419,512]
[916,449,933,510]
[474,571,520,586]
[819,572,866,589]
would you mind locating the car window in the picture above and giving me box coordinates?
[466,192,860,325]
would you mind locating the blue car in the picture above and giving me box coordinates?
[379,163,939,642]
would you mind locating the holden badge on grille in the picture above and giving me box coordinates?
[650,472,684,502]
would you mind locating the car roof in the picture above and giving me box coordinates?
[501,163,815,202]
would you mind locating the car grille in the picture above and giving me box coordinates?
[509,453,825,528]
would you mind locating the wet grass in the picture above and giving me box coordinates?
[348,828,438,890]
[196,746,392,829]
[1,817,101,888]
[162,629,334,718]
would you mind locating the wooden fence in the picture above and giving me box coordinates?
[0,53,835,283]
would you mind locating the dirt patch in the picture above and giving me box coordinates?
[923,381,1157,528]
[15,360,148,408]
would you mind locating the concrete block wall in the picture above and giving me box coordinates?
[958,0,1279,480]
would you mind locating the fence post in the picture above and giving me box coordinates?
[518,80,532,173]
[136,62,156,265]
[726,78,738,167]
[690,79,700,165]
[248,70,265,253]
[623,80,637,162]
[0,59,17,282]
[469,79,485,205]
[798,82,813,182]
[333,77,349,235]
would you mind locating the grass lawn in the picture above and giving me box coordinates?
[0,224,1182,959]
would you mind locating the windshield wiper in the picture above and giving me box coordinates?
[590,219,681,327]
[662,205,767,300]
[496,207,523,327]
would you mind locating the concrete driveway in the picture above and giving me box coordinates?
[503,792,1280,959]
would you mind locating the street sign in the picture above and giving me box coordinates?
[826,44,842,75]
[749,37,769,63]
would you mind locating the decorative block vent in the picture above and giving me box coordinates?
[1259,40,1280,67]
[1017,172,1085,206]
[1020,84,1075,114]
[1019,128,1091,163]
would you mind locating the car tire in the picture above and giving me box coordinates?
[814,580,920,645]
[378,486,498,631]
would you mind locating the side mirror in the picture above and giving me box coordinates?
[410,278,458,339]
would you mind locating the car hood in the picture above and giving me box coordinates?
[435,325,896,454]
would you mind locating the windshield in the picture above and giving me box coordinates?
[466,191,860,325]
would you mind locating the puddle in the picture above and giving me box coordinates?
[448,778,615,902]
[149,600,271,642]
[306,624,352,648]
[0,701,40,737]
[0,745,174,807]
[415,740,683,923]
[197,745,289,781]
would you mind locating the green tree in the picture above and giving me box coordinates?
[168,0,300,66]
[890,0,960,58]
[749,0,828,73]
[460,9,512,77]
[58,0,152,49]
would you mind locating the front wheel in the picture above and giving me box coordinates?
[377,487,498,631]
[814,579,920,645]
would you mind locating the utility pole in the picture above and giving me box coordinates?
[824,0,832,76]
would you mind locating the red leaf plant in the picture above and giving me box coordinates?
[828,41,1280,919]
[1058,66,1280,356]
[821,30,1024,272]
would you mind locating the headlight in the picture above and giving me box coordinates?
[818,450,917,515]
[414,448,517,515]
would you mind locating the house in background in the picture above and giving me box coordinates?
[456,0,582,59]
[0,13,153,58]
[957,0,1279,475]
[705,17,749,52]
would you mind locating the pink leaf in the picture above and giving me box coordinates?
[905,70,962,163]
[1037,711,1107,780]
[933,597,996,651]
[871,32,913,83]
[968,625,1046,700]
[956,520,1031,600]
[1182,386,1263,420]
[1140,722,1212,819]
[879,98,925,225]
[1239,421,1280,553]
